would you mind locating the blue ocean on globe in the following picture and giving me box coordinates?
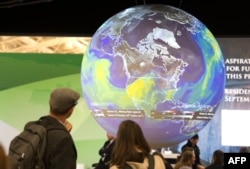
[81,4,226,147]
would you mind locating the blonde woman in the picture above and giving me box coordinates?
[174,150,195,169]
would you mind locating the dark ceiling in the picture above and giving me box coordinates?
[0,0,249,37]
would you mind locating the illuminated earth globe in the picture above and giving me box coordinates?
[81,4,225,147]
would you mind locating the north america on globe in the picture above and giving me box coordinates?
[81,4,225,147]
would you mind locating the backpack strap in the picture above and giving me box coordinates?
[148,154,155,169]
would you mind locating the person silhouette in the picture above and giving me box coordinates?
[181,134,205,169]
[109,119,166,169]
[92,132,116,169]
[205,149,223,169]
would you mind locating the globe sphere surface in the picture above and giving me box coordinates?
[81,4,225,147]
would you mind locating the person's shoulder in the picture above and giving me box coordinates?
[152,152,164,160]
[153,153,163,161]
[181,144,189,150]
[40,116,67,130]
[109,165,118,169]
[152,153,170,169]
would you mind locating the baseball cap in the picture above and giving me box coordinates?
[49,88,80,113]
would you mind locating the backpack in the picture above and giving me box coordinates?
[8,120,47,169]
[123,154,155,169]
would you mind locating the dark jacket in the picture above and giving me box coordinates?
[205,164,223,169]
[93,139,116,169]
[40,116,77,169]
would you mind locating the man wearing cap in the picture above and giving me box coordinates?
[39,87,80,169]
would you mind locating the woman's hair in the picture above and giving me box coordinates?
[211,149,224,165]
[174,150,194,169]
[110,119,151,168]
[0,144,8,169]
[176,146,194,163]
[239,146,250,153]
[181,147,194,154]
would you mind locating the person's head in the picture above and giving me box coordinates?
[239,146,250,153]
[49,88,80,117]
[179,149,195,167]
[177,146,195,163]
[188,134,199,146]
[110,119,151,167]
[182,146,194,153]
[0,144,8,169]
[106,132,115,141]
[211,149,224,165]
